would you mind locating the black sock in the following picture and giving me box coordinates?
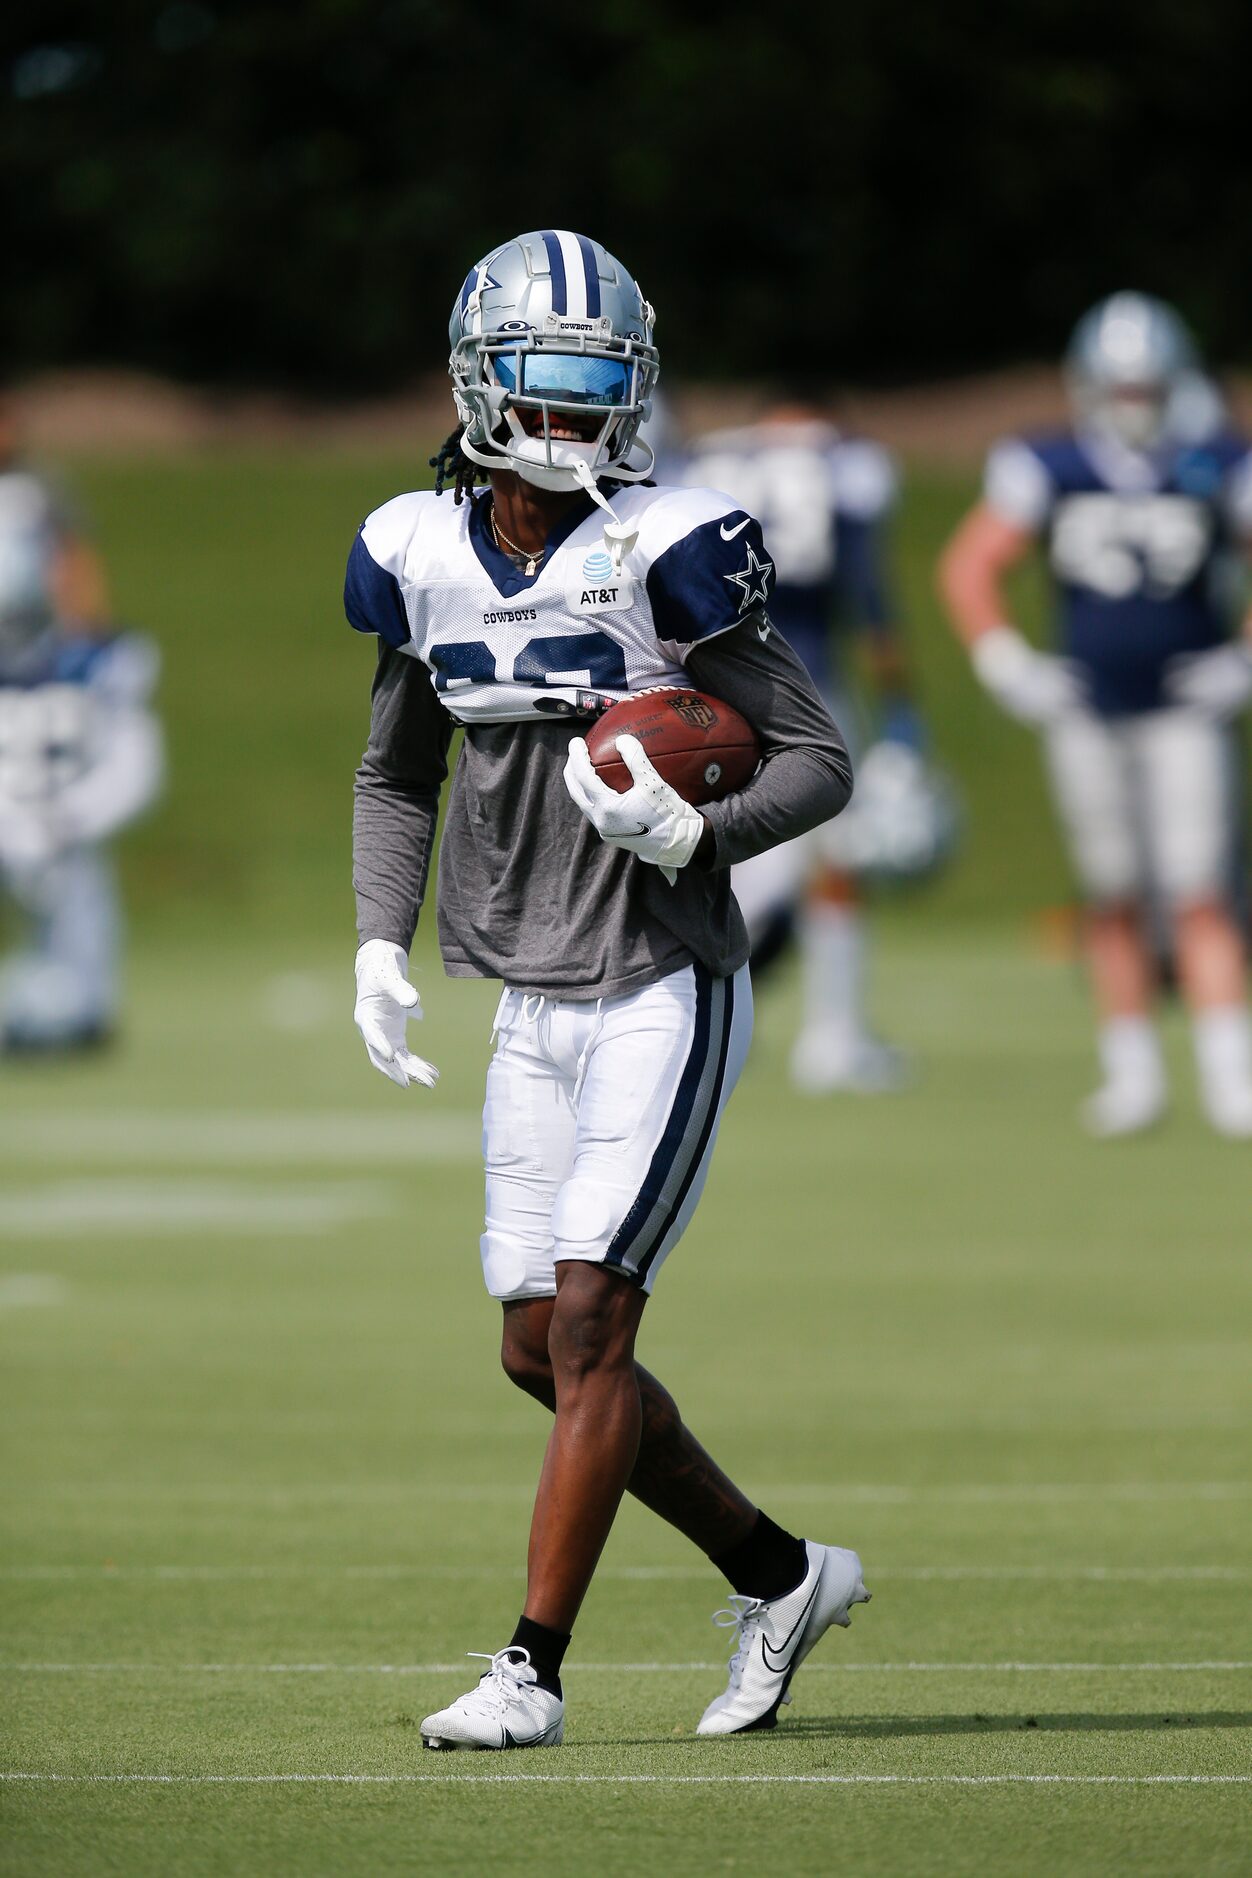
[711,1512,808,1602]
[506,1615,570,1697]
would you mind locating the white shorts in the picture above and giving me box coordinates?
[1043,707,1238,906]
[480,963,753,1302]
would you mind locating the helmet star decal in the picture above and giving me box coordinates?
[723,542,774,612]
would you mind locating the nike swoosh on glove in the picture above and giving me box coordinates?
[971,625,1087,725]
[353,940,439,1089]
[1164,642,1252,720]
[563,734,705,885]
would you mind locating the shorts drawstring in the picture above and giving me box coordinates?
[496,990,604,1098]
[572,995,606,1105]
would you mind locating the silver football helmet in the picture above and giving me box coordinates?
[448,230,660,495]
[1065,292,1199,451]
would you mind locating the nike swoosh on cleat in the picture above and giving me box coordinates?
[720,517,751,540]
[759,1577,822,1675]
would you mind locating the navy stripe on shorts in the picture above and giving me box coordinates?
[604,967,735,1286]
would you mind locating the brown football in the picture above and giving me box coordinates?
[584,689,760,806]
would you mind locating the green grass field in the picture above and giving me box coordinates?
[2,454,1250,1875]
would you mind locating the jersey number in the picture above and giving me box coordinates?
[429,631,628,693]
[1050,495,1213,600]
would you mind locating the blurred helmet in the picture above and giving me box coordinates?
[1064,293,1198,451]
[448,230,660,493]
[818,741,960,884]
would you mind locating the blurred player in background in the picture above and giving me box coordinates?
[940,293,1252,1137]
[0,395,163,1052]
[684,401,949,1093]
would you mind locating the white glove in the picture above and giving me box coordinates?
[563,734,705,885]
[971,625,1086,725]
[1165,642,1252,720]
[353,940,439,1089]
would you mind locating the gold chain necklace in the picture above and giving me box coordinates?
[490,506,544,577]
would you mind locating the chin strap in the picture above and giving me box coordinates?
[572,458,639,573]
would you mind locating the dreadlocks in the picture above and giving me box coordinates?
[429,424,488,505]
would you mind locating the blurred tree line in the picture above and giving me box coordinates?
[4,0,1251,391]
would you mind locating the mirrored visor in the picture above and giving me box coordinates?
[492,352,633,407]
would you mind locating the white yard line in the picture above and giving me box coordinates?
[4,1660,1250,1675]
[0,1273,67,1311]
[3,1561,1249,1583]
[767,1481,1252,1505]
[2,1773,1249,1786]
[21,1478,1250,1505]
[0,1180,397,1236]
[0,1111,479,1165]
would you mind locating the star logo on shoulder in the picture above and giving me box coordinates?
[723,542,774,613]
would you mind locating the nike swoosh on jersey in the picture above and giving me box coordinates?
[756,619,770,640]
[719,517,751,540]
[759,1576,821,1675]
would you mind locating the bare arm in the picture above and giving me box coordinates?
[937,501,1089,725]
[936,502,1035,648]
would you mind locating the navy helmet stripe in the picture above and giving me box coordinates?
[575,234,602,318]
[635,971,736,1283]
[541,231,568,314]
[604,968,723,1278]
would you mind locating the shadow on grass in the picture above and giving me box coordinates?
[599,1711,1252,1748]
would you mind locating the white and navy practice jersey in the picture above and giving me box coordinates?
[344,482,776,723]
[681,421,897,692]
[0,630,160,825]
[986,429,1252,716]
[0,467,70,637]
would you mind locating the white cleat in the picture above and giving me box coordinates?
[420,1648,565,1751]
[790,1030,911,1096]
[696,1539,870,1736]
[1080,1078,1167,1139]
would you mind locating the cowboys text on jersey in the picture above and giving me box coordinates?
[344,482,776,723]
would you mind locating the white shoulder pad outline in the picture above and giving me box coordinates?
[619,481,745,578]
[358,489,441,587]
[983,437,1054,532]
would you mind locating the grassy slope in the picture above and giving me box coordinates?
[1,453,1249,1874]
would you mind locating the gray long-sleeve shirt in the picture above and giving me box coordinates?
[354,615,852,999]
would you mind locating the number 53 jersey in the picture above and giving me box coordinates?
[343,481,775,720]
[984,428,1252,716]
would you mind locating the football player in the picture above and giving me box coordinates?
[0,397,163,1052]
[683,401,935,1093]
[347,231,869,1750]
[939,293,1252,1137]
